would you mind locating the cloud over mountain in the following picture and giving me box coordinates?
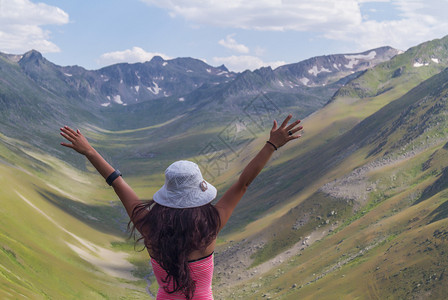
[218,34,250,54]
[0,0,69,53]
[97,47,171,66]
[141,0,448,51]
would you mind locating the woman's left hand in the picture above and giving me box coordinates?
[60,126,95,156]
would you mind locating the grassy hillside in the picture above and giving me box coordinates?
[1,35,448,299]
[212,39,448,298]
[214,36,448,240]
[0,135,154,298]
[216,142,448,299]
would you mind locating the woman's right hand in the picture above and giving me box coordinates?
[268,114,303,149]
[60,126,95,156]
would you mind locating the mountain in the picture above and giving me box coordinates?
[2,35,448,299]
[215,66,448,299]
[16,50,236,106]
[275,46,400,87]
[11,46,400,108]
[0,46,399,152]
[213,35,448,299]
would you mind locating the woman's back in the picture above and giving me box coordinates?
[151,252,214,300]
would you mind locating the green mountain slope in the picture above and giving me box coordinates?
[211,36,448,238]
[213,38,448,298]
[0,138,153,298]
[1,35,448,298]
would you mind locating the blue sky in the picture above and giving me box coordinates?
[1,0,447,72]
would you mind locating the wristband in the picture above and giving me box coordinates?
[266,141,278,151]
[106,169,122,186]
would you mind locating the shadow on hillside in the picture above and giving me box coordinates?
[429,200,448,224]
[415,167,448,205]
[35,186,130,237]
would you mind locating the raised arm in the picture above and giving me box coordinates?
[214,115,303,229]
[60,126,142,219]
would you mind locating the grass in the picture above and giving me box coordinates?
[217,134,448,298]
[214,40,448,298]
[249,192,353,267]
[3,36,448,298]
[0,141,149,299]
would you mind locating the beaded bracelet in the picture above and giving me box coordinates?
[266,141,278,151]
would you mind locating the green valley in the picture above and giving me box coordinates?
[1,35,448,299]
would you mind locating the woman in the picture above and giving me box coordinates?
[60,114,302,299]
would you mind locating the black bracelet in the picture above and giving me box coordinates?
[106,169,122,186]
[266,141,278,151]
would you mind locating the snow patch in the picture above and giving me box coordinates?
[278,80,284,87]
[345,51,376,60]
[135,71,140,79]
[431,58,439,64]
[63,73,72,77]
[134,86,140,92]
[300,77,310,85]
[206,68,211,73]
[217,71,228,75]
[308,66,331,76]
[120,79,123,84]
[344,51,376,69]
[164,91,169,97]
[113,95,123,104]
[413,61,429,67]
[101,103,110,107]
[147,81,161,95]
[178,97,185,102]
[162,62,168,67]
[333,63,339,70]
[187,70,193,73]
[106,96,111,101]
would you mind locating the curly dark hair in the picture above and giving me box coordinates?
[130,200,221,299]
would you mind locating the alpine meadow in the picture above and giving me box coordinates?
[1,35,448,299]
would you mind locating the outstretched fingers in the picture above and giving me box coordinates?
[280,114,292,128]
[271,120,278,132]
[60,131,73,143]
[286,119,301,131]
[289,125,303,136]
[60,141,74,149]
[60,126,77,138]
[60,126,81,146]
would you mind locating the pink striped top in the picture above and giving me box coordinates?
[151,252,214,299]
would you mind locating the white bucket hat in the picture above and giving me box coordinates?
[153,160,217,208]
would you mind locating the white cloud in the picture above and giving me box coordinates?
[141,0,361,31]
[0,0,69,53]
[325,0,448,51]
[142,0,448,52]
[97,47,171,66]
[212,55,285,72]
[218,34,249,53]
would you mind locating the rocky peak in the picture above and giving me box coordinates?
[19,49,45,66]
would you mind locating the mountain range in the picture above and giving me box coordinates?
[1,35,448,299]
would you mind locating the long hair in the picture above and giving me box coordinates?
[130,200,221,299]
